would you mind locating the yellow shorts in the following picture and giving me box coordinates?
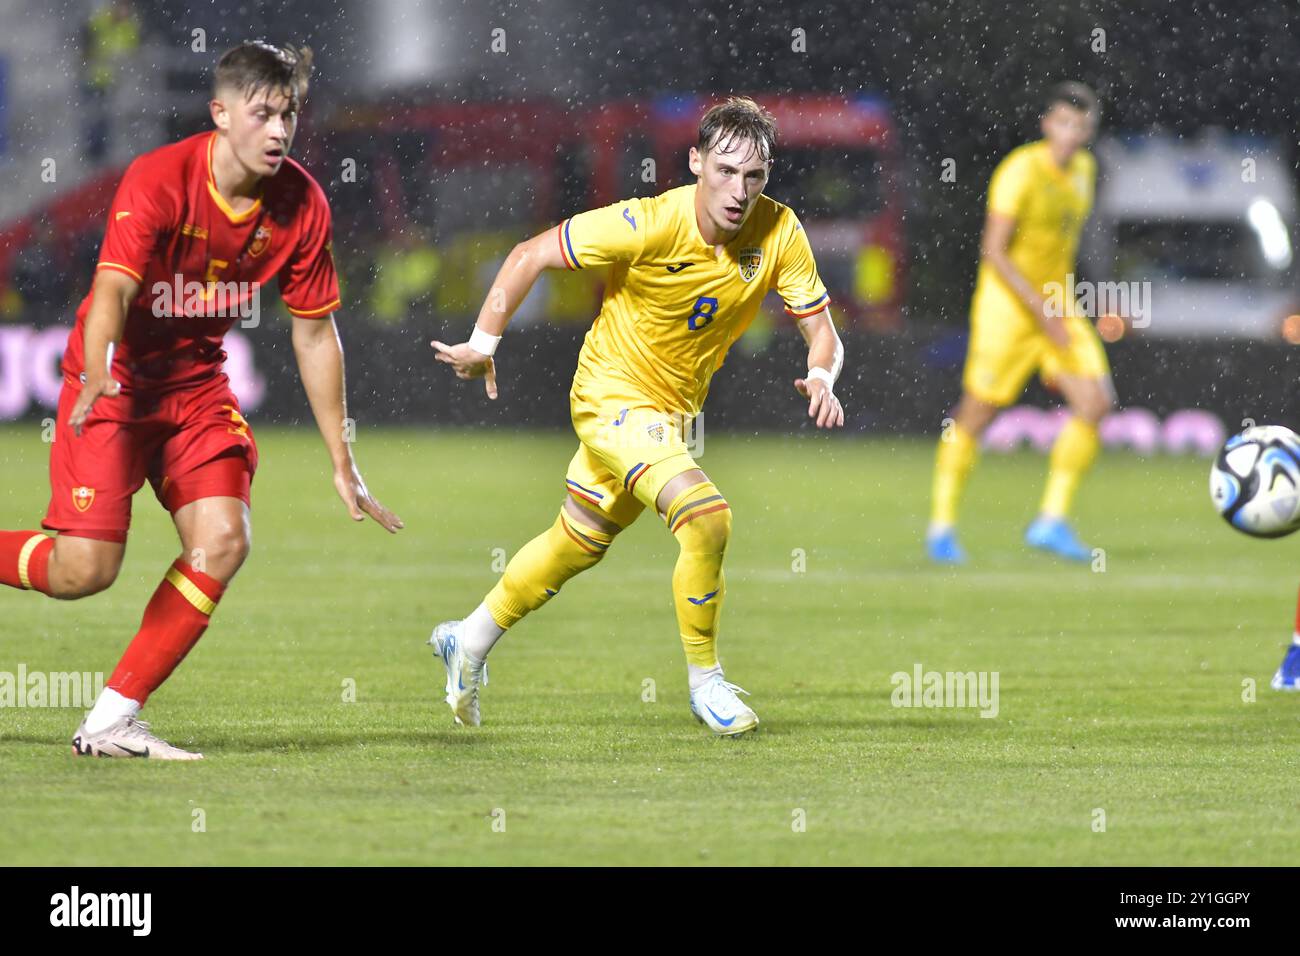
[564,393,701,529]
[962,307,1111,407]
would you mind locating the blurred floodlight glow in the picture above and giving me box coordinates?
[1248,198,1293,270]
[368,0,449,88]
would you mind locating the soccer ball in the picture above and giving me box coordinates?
[1210,425,1300,538]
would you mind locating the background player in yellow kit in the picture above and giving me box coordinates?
[927,82,1114,564]
[428,97,844,736]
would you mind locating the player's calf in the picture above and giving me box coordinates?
[0,531,123,599]
[662,478,738,704]
[426,500,623,725]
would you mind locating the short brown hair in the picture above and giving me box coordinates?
[697,96,777,163]
[1044,81,1099,117]
[214,41,314,106]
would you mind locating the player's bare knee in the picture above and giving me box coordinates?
[1076,389,1113,424]
[49,548,121,600]
[192,524,252,579]
[954,394,997,436]
[563,496,622,537]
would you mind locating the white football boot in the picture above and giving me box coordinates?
[689,675,759,737]
[428,620,489,726]
[71,716,203,760]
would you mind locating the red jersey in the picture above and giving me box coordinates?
[66,130,340,390]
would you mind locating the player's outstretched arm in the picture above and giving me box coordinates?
[431,224,569,400]
[291,314,404,534]
[68,268,138,435]
[981,212,1068,347]
[792,308,846,429]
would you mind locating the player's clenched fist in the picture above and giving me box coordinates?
[431,340,498,400]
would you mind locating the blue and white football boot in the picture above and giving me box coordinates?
[926,526,967,565]
[1271,644,1300,691]
[690,675,759,737]
[428,620,489,726]
[1025,516,1093,563]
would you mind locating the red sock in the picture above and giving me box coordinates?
[108,560,226,705]
[0,531,54,594]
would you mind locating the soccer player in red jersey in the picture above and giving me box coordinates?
[0,41,402,759]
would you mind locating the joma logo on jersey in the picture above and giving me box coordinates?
[72,487,95,513]
[248,224,273,257]
[738,247,763,282]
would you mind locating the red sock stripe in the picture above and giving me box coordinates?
[671,502,731,534]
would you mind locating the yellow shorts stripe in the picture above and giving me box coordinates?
[17,534,47,590]
[165,566,217,615]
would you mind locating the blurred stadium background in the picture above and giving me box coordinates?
[0,0,1297,439]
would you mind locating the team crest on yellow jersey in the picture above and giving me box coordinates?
[248,224,273,257]
[646,421,666,444]
[738,247,763,282]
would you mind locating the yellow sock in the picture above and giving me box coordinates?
[930,423,978,528]
[485,508,615,629]
[1040,418,1100,518]
[665,481,731,669]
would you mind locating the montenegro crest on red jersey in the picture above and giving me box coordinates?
[738,247,762,282]
[248,223,273,258]
[72,486,96,513]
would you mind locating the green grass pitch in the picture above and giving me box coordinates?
[1,424,1297,865]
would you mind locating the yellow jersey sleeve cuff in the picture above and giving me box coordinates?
[557,219,581,270]
[785,293,830,319]
[96,261,144,283]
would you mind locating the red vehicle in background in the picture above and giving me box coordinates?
[1,94,905,331]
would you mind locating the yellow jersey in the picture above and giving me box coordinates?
[971,140,1096,323]
[559,184,829,418]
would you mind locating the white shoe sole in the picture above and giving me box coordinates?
[428,622,483,727]
[691,708,760,737]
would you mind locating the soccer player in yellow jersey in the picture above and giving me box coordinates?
[428,97,844,736]
[927,82,1114,564]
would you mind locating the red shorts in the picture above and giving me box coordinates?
[43,373,258,543]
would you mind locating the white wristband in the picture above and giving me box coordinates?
[468,326,502,357]
[807,366,836,390]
